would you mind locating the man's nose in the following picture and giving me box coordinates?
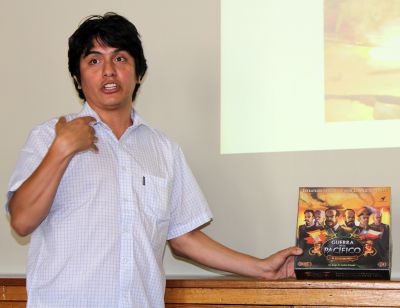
[103,59,116,77]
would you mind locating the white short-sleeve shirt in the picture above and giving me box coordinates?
[6,103,212,308]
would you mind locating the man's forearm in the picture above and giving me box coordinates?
[9,140,72,236]
[169,230,265,278]
[169,230,302,279]
[9,116,97,236]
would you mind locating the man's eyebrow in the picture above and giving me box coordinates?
[82,50,102,58]
[83,48,126,58]
[84,50,101,57]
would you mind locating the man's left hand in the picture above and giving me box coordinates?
[257,246,303,279]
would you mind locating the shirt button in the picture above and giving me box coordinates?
[121,166,127,171]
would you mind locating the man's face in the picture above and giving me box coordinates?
[365,240,373,250]
[374,212,382,225]
[325,210,337,227]
[79,39,138,113]
[304,212,314,226]
[359,215,370,228]
[315,211,323,224]
[344,210,355,227]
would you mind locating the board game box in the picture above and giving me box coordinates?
[295,187,391,279]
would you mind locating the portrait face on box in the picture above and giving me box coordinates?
[325,209,338,228]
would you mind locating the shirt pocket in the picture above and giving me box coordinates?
[140,175,171,221]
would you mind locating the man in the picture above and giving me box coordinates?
[341,209,360,235]
[368,209,390,255]
[356,206,384,240]
[297,210,322,263]
[6,13,301,308]
[369,209,390,237]
[298,209,318,240]
[357,207,387,266]
[357,207,372,232]
[314,209,324,227]
[324,208,347,237]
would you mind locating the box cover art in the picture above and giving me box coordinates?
[295,187,391,279]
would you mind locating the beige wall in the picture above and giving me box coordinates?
[1,0,400,279]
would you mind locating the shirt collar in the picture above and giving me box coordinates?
[77,102,147,129]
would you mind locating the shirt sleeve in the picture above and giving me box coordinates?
[166,146,213,240]
[5,123,55,213]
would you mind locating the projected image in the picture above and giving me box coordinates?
[222,1,400,153]
[325,0,400,122]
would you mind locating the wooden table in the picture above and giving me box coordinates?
[2,277,400,307]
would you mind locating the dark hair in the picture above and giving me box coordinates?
[304,209,314,217]
[325,208,339,216]
[68,12,147,101]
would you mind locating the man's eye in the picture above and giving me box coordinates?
[115,56,126,62]
[89,58,99,64]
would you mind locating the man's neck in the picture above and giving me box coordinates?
[88,103,133,139]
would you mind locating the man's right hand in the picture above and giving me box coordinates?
[54,116,98,157]
[9,116,98,236]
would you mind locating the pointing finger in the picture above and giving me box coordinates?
[79,116,97,124]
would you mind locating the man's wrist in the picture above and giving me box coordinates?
[49,137,75,162]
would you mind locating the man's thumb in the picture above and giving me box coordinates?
[56,116,66,132]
